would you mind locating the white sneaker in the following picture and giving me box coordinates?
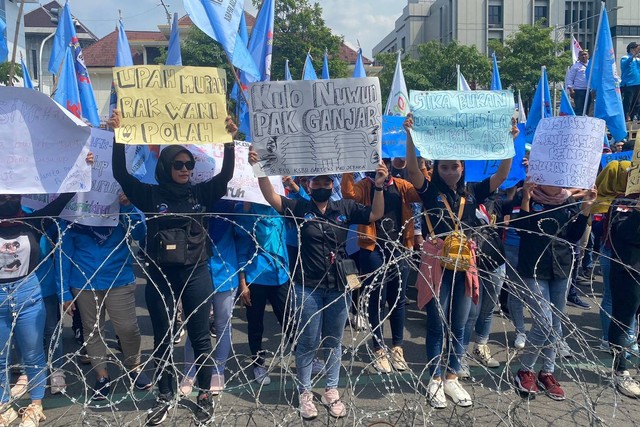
[253,366,271,386]
[50,370,66,395]
[443,378,473,407]
[615,371,640,398]
[10,375,28,399]
[427,379,447,409]
[473,344,500,368]
[557,340,573,358]
[0,406,18,426]
[458,357,471,379]
[514,333,526,350]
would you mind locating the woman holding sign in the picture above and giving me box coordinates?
[110,111,236,426]
[404,114,516,409]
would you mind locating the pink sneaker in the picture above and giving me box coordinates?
[298,390,318,419]
[321,388,347,418]
[209,374,224,395]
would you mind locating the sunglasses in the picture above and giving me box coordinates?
[172,160,195,171]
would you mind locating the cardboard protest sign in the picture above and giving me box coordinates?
[409,90,516,160]
[0,87,92,194]
[527,116,605,190]
[625,143,640,196]
[466,123,527,190]
[248,78,382,177]
[112,65,232,145]
[601,150,633,168]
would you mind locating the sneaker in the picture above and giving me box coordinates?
[73,328,83,346]
[128,369,152,390]
[209,374,224,395]
[321,388,347,418]
[537,371,565,401]
[11,375,28,399]
[390,346,408,371]
[17,404,45,427]
[0,406,18,426]
[209,322,217,338]
[567,294,591,309]
[298,390,318,420]
[457,358,471,379]
[443,377,473,407]
[615,371,640,398]
[473,344,500,368]
[355,313,368,331]
[50,370,66,395]
[514,369,539,394]
[92,377,110,401]
[557,340,573,358]
[194,392,214,424]
[514,333,526,350]
[179,376,194,397]
[173,328,185,345]
[311,358,325,375]
[253,366,271,386]
[146,393,173,426]
[372,348,392,374]
[426,379,447,409]
[599,339,611,352]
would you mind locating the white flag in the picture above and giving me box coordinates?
[456,64,471,91]
[385,51,409,116]
[571,36,582,63]
[517,90,527,123]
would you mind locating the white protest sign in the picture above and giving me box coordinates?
[409,90,516,160]
[248,78,382,177]
[527,116,605,189]
[0,87,92,194]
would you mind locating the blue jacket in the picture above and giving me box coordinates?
[208,200,239,293]
[59,204,146,302]
[621,54,640,87]
[234,203,289,286]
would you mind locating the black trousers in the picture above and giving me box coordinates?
[609,265,640,373]
[573,89,592,116]
[145,262,214,395]
[622,85,640,119]
[245,283,287,366]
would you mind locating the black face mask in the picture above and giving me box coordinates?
[0,201,21,218]
[309,188,332,203]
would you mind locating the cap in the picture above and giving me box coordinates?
[627,42,639,51]
[309,174,333,182]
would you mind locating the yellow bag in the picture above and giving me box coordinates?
[425,195,472,271]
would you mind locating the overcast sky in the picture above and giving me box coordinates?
[27,0,404,59]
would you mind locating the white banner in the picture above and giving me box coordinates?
[527,116,605,189]
[0,87,92,194]
[248,78,382,177]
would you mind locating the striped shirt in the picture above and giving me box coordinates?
[566,60,588,90]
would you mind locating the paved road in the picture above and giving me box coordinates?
[8,270,640,426]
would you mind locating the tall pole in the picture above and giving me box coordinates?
[8,0,27,86]
[541,66,545,120]
[38,32,55,93]
[583,1,605,116]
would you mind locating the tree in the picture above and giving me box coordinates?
[0,62,23,86]
[489,21,571,105]
[375,41,491,107]
[254,0,348,80]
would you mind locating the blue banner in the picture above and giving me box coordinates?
[466,123,527,190]
[381,115,407,158]
[601,150,633,168]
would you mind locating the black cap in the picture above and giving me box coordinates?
[627,42,638,51]
[309,174,332,182]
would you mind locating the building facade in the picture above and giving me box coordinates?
[1,0,39,69]
[373,0,636,65]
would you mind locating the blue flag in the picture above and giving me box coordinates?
[236,0,275,137]
[166,13,182,66]
[559,87,576,116]
[284,59,293,81]
[353,48,366,78]
[322,50,330,80]
[183,0,259,79]
[302,53,317,80]
[53,47,81,119]
[525,67,552,144]
[491,53,502,90]
[21,59,34,89]
[238,11,249,46]
[0,18,7,62]
[110,19,134,115]
[586,7,627,141]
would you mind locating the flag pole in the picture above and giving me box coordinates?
[541,66,545,120]
[8,0,27,86]
[583,1,605,116]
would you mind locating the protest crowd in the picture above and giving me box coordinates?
[2,1,640,427]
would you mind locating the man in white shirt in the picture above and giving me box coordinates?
[566,50,591,115]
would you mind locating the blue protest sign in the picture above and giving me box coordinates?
[600,150,633,168]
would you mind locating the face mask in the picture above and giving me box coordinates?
[309,188,332,203]
[0,201,21,218]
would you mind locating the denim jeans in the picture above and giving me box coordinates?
[425,269,472,377]
[519,276,569,374]
[599,247,636,342]
[360,248,408,350]
[505,244,526,335]
[463,264,505,346]
[43,295,64,370]
[0,275,47,403]
[292,284,350,391]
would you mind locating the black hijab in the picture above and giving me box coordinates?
[155,145,196,201]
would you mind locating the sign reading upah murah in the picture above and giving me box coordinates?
[248,78,383,177]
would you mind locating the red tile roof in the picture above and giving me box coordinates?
[84,30,145,68]
[339,44,373,65]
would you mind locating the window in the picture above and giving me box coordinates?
[535,6,548,26]
[488,5,502,28]
[401,37,405,52]
[31,49,37,80]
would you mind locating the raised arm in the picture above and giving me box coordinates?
[489,122,518,192]
[404,114,427,190]
[199,118,238,209]
[369,162,389,222]
[249,146,285,213]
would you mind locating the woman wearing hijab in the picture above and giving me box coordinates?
[110,111,236,426]
[513,181,596,400]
